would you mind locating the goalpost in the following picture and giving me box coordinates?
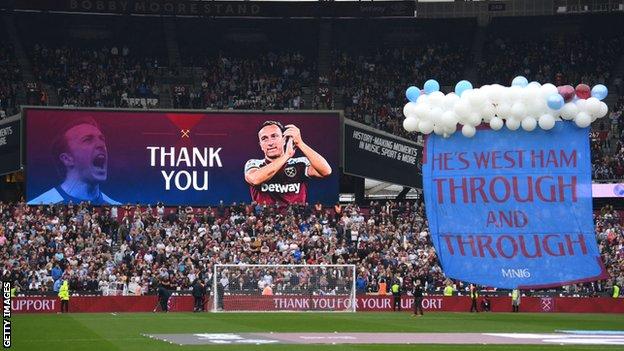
[212,264,357,312]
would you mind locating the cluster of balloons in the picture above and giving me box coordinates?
[402,77,609,138]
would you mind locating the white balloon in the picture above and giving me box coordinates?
[521,117,537,131]
[479,86,491,102]
[444,125,457,134]
[522,86,541,105]
[461,124,476,138]
[511,102,526,120]
[527,81,542,89]
[540,83,558,99]
[560,102,578,120]
[403,102,418,118]
[489,116,504,130]
[481,103,496,121]
[443,93,460,111]
[585,97,602,119]
[469,90,487,108]
[509,86,524,102]
[538,114,556,130]
[462,89,475,102]
[403,117,420,132]
[488,85,505,104]
[419,120,434,134]
[414,103,431,120]
[574,112,592,128]
[525,99,543,117]
[416,94,429,104]
[454,100,472,120]
[433,124,445,135]
[537,100,550,116]
[441,111,459,129]
[428,91,445,107]
[575,99,588,113]
[506,118,520,131]
[496,103,511,119]
[467,112,482,126]
[429,107,444,124]
[597,102,609,118]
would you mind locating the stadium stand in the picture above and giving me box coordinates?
[0,12,622,298]
[1,200,621,296]
[478,16,624,87]
[0,22,20,118]
[30,44,160,108]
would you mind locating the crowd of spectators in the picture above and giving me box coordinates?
[0,43,20,118]
[174,52,313,111]
[479,34,624,87]
[592,96,624,181]
[593,205,624,294]
[332,45,469,140]
[1,21,621,180]
[1,200,621,297]
[30,44,161,109]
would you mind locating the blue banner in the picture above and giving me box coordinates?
[423,123,606,289]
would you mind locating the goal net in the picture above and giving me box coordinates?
[212,264,357,312]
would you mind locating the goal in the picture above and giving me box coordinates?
[212,264,357,312]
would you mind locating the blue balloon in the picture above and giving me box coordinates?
[423,79,440,94]
[405,86,421,102]
[546,94,564,110]
[511,76,528,87]
[591,84,608,101]
[455,80,473,97]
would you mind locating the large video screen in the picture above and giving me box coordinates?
[25,109,339,206]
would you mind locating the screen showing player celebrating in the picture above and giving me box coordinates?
[244,121,332,205]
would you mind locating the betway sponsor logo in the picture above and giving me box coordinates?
[261,183,301,193]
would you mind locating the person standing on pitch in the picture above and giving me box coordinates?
[192,279,205,312]
[611,281,620,298]
[481,294,492,312]
[412,280,424,317]
[157,281,171,312]
[58,280,70,313]
[443,282,454,297]
[391,278,402,311]
[469,284,479,312]
[512,288,521,312]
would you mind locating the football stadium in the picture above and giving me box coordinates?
[1,1,623,350]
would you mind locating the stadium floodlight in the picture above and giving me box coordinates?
[212,264,357,312]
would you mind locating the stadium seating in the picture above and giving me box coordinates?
[0,13,622,297]
[1,200,621,296]
[0,22,20,117]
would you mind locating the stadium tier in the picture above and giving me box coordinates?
[0,4,623,350]
[0,1,624,324]
[1,200,622,296]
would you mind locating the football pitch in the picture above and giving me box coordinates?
[12,312,624,350]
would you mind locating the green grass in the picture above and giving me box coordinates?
[11,312,624,351]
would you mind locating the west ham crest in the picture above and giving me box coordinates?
[285,166,297,178]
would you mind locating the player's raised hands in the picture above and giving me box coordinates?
[284,137,296,158]
[283,125,303,147]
